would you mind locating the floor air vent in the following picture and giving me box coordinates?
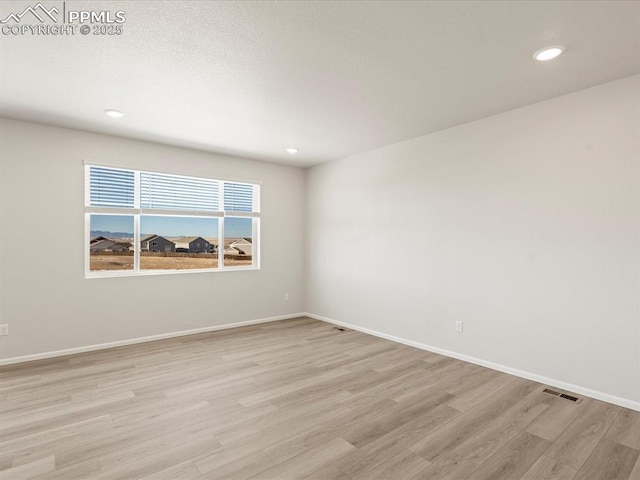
[543,388,581,403]
[559,393,580,402]
[543,388,561,397]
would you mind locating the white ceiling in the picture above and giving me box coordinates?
[1,1,639,167]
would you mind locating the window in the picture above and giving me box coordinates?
[85,164,260,277]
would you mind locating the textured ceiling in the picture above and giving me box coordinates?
[0,1,639,167]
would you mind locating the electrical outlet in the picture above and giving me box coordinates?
[0,324,8,336]
[455,321,463,333]
[284,293,289,302]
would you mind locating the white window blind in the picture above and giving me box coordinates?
[87,166,135,208]
[140,172,220,212]
[224,182,260,213]
[86,165,260,216]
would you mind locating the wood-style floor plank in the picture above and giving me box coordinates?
[1,317,638,480]
[463,431,551,480]
[526,394,586,441]
[573,438,639,480]
[519,455,578,480]
[0,455,56,480]
[545,400,621,470]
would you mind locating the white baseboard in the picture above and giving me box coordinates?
[0,313,306,367]
[304,312,640,412]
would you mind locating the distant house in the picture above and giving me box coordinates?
[174,239,190,253]
[174,236,214,253]
[90,239,116,252]
[225,238,252,256]
[189,237,212,253]
[90,239,132,252]
[112,242,132,252]
[90,236,110,246]
[140,234,175,253]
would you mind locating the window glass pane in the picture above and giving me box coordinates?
[89,215,134,271]
[224,217,253,267]
[140,216,218,270]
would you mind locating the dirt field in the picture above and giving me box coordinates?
[90,254,252,271]
[90,255,134,271]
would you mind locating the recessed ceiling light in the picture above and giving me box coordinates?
[533,46,565,61]
[104,109,124,118]
[286,147,299,154]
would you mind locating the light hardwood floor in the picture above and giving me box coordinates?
[1,317,638,480]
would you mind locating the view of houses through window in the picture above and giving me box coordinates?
[89,215,134,271]
[139,216,219,270]
[86,166,259,275]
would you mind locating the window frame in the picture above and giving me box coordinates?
[85,162,261,278]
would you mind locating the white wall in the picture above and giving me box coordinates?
[306,75,640,407]
[0,119,305,360]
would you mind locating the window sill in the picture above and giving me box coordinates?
[86,265,259,279]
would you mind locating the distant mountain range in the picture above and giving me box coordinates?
[90,231,133,239]
[90,231,221,242]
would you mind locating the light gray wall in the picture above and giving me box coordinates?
[305,75,640,405]
[0,119,305,359]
